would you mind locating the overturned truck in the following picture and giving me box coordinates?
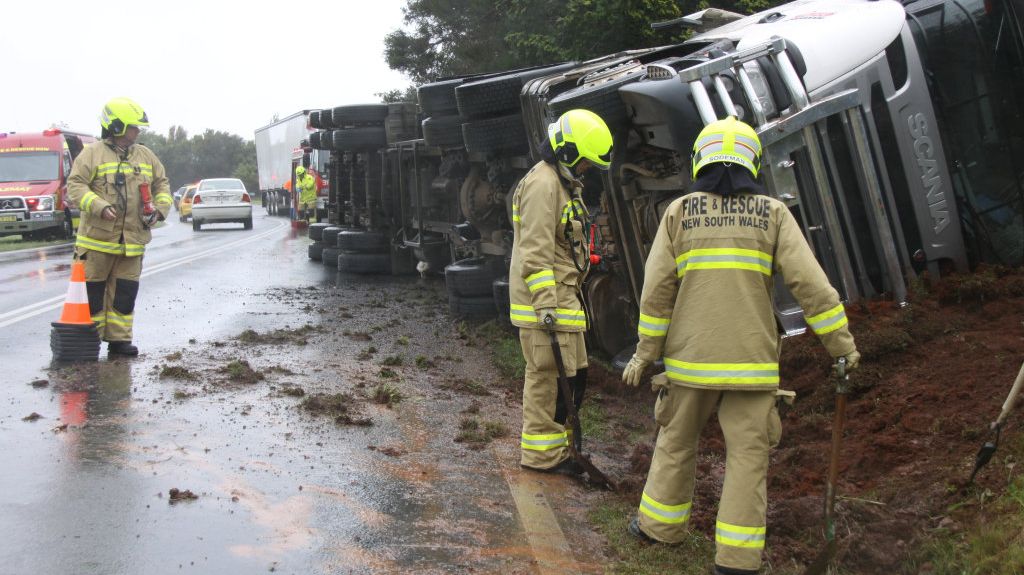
[305,0,1024,359]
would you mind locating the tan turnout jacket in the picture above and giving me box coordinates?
[635,190,855,391]
[509,161,589,332]
[68,140,171,256]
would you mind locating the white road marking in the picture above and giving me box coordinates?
[0,219,289,329]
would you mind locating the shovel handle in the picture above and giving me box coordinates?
[994,361,1024,430]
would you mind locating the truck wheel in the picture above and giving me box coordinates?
[336,230,389,254]
[462,114,529,155]
[422,115,465,148]
[322,247,341,269]
[492,277,511,325]
[330,104,389,127]
[332,127,387,151]
[417,79,464,116]
[308,242,324,261]
[448,293,497,320]
[445,257,503,297]
[547,69,644,132]
[321,226,345,248]
[308,223,330,241]
[309,110,324,129]
[337,252,392,274]
[456,62,577,119]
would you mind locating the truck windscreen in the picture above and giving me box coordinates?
[0,152,59,183]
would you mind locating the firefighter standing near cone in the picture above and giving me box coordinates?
[510,109,612,475]
[295,165,317,222]
[67,97,171,356]
[622,117,860,574]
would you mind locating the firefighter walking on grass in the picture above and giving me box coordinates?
[511,109,612,475]
[622,117,860,574]
[67,97,171,356]
[295,165,317,222]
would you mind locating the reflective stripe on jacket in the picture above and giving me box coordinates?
[67,140,170,256]
[635,191,855,391]
[508,161,589,333]
[297,173,317,205]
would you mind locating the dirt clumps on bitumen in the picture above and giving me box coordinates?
[583,265,1024,573]
[218,359,265,385]
[159,365,196,380]
[167,488,199,504]
[236,324,319,346]
[300,393,373,426]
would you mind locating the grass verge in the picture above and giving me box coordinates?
[590,500,715,575]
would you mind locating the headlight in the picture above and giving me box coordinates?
[741,61,777,120]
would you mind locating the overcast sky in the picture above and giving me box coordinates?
[2,0,411,140]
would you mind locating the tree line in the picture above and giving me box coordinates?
[141,126,258,196]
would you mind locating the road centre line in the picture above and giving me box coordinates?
[0,219,288,329]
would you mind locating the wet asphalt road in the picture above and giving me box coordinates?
[0,212,606,574]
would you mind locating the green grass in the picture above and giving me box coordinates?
[590,500,715,575]
[906,434,1024,574]
[580,395,610,440]
[0,235,68,252]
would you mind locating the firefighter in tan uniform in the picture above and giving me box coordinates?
[622,117,861,574]
[511,109,612,475]
[67,98,171,356]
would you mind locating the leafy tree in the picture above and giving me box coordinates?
[385,0,786,81]
[141,128,257,193]
[376,86,419,103]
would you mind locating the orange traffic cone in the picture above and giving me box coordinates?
[50,260,100,362]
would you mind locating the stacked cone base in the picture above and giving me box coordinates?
[50,322,101,362]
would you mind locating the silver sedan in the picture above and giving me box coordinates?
[190,178,253,231]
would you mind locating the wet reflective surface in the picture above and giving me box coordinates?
[0,213,605,574]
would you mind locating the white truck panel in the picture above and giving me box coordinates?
[254,111,312,191]
[695,0,906,92]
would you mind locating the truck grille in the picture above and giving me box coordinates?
[0,198,25,210]
[645,64,677,81]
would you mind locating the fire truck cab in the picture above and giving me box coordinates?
[0,128,96,240]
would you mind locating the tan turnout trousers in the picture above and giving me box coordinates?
[79,249,143,342]
[519,328,587,469]
[639,385,778,571]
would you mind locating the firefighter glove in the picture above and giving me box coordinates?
[622,354,650,387]
[537,308,558,328]
[843,349,861,372]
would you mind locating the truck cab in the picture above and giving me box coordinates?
[0,128,96,240]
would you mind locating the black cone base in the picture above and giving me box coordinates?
[50,322,100,362]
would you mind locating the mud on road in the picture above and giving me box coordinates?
[32,265,1024,574]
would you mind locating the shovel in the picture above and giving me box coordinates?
[803,356,848,575]
[966,361,1024,485]
[543,316,616,491]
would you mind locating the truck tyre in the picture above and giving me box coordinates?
[332,127,387,151]
[321,226,345,248]
[448,293,497,320]
[445,257,503,297]
[456,62,577,119]
[309,110,324,129]
[422,115,465,148]
[462,114,529,155]
[330,104,389,126]
[492,277,511,325]
[310,131,322,149]
[322,247,341,269]
[308,242,324,261]
[308,223,330,241]
[417,79,464,116]
[336,230,389,254]
[337,252,391,274]
[547,70,643,132]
